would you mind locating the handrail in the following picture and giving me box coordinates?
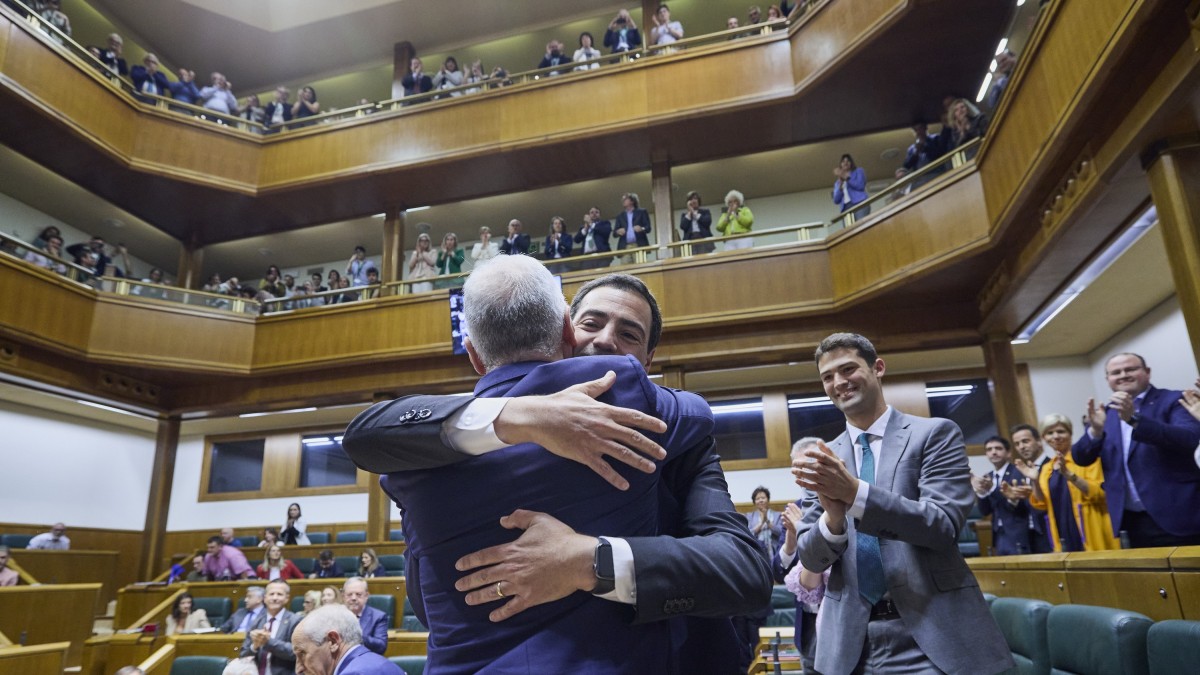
[0,629,11,648]
[259,283,382,313]
[103,277,261,315]
[5,557,39,586]
[663,222,826,257]
[137,644,175,675]
[127,588,185,631]
[0,232,100,286]
[827,137,983,231]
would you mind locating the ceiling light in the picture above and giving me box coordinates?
[76,399,151,418]
[995,38,1008,55]
[787,395,833,409]
[371,213,386,219]
[712,401,764,415]
[239,407,318,418]
[405,205,430,213]
[976,73,993,103]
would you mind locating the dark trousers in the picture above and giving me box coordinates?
[1123,510,1200,548]
[732,614,766,674]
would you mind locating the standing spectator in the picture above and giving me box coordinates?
[1073,353,1200,547]
[746,486,782,556]
[902,122,945,189]
[199,72,237,116]
[309,550,344,579]
[32,226,61,250]
[499,219,531,256]
[220,527,243,547]
[435,233,465,288]
[168,69,201,106]
[185,554,206,582]
[1010,424,1054,553]
[987,50,1017,110]
[543,217,573,273]
[490,66,512,87]
[0,546,18,587]
[222,587,266,633]
[726,16,741,36]
[784,562,827,673]
[240,94,266,128]
[291,86,320,128]
[28,523,70,550]
[346,246,370,286]
[67,235,121,278]
[331,277,357,304]
[716,189,754,250]
[748,5,763,23]
[402,58,433,99]
[341,577,388,655]
[264,87,293,130]
[259,265,286,297]
[202,273,223,294]
[24,234,67,274]
[780,1,797,17]
[94,33,128,76]
[326,269,342,293]
[130,54,169,101]
[613,192,652,253]
[432,57,464,97]
[574,207,612,267]
[281,503,311,545]
[39,0,70,43]
[309,273,327,294]
[238,580,298,675]
[574,32,601,71]
[678,190,714,254]
[356,549,386,578]
[604,9,642,54]
[407,233,436,293]
[165,593,211,636]
[470,226,499,267]
[464,60,488,94]
[1015,414,1118,552]
[538,40,572,75]
[832,153,870,220]
[257,545,304,581]
[971,436,1033,555]
[767,5,783,21]
[202,535,254,580]
[945,98,988,157]
[650,4,684,46]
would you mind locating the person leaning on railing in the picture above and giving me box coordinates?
[945,98,988,159]
[23,232,67,275]
[716,189,754,250]
[574,32,601,71]
[604,9,641,54]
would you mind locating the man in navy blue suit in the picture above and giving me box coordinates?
[972,436,1032,555]
[292,604,402,675]
[1010,424,1054,554]
[1073,353,1200,548]
[498,219,532,256]
[345,255,724,673]
[612,193,652,250]
[342,578,388,655]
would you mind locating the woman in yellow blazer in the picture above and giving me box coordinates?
[1016,413,1119,552]
[715,189,754,250]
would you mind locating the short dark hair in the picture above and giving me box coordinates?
[686,190,701,203]
[570,273,662,353]
[579,31,594,46]
[354,245,366,254]
[366,267,378,277]
[752,486,770,501]
[657,3,669,11]
[814,332,877,366]
[984,435,1011,451]
[207,535,224,546]
[841,153,856,168]
[318,549,334,561]
[1010,423,1039,439]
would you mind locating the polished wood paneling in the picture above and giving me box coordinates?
[10,550,119,615]
[81,633,161,675]
[1066,571,1183,621]
[0,641,69,675]
[0,583,101,666]
[0,522,142,603]
[0,257,96,356]
[88,296,255,373]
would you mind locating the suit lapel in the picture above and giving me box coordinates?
[876,411,913,492]
[831,432,856,478]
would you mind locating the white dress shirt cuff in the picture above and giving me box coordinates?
[847,480,869,520]
[819,514,849,545]
[596,537,636,605]
[443,398,512,456]
[778,544,797,569]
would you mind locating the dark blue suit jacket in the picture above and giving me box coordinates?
[499,233,532,256]
[1072,386,1200,537]
[357,605,389,655]
[354,355,714,674]
[612,209,652,249]
[335,644,402,674]
[574,220,612,253]
[977,464,1031,555]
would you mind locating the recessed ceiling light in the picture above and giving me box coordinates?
[880,148,901,161]
[103,218,125,228]
[258,248,273,256]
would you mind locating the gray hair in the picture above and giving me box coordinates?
[220,659,257,675]
[343,576,368,592]
[244,586,264,600]
[790,436,824,459]
[297,604,363,647]
[814,332,877,365]
[463,254,565,371]
[724,189,745,206]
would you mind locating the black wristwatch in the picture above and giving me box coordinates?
[1128,413,1140,428]
[592,537,615,595]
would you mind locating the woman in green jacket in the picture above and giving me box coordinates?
[435,232,465,289]
[716,189,754,250]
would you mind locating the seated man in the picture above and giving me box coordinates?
[292,604,402,675]
[221,586,265,633]
[309,549,344,579]
[185,554,206,582]
[220,527,243,547]
[28,522,70,550]
[0,545,18,586]
[343,255,717,672]
[341,577,388,655]
[202,535,253,580]
[239,580,298,675]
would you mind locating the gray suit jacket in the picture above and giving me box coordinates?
[238,608,299,675]
[792,411,1012,675]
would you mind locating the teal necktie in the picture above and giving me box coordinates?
[856,432,887,604]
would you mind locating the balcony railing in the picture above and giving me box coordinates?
[106,278,260,315]
[0,231,98,286]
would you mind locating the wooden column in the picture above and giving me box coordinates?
[139,416,180,580]
[651,160,674,256]
[982,333,1028,436]
[381,207,406,285]
[641,1,657,47]
[391,41,416,100]
[175,242,203,290]
[365,394,394,542]
[1145,142,1200,363]
[660,366,684,390]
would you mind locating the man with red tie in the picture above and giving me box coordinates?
[240,580,299,675]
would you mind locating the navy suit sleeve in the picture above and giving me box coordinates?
[362,610,389,654]
[342,395,474,473]
[1133,394,1200,454]
[1071,430,1104,466]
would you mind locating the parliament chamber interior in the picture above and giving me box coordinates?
[1,0,1200,673]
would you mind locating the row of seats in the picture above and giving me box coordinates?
[985,596,1199,675]
[190,593,400,628]
[169,655,426,675]
[281,554,405,576]
[230,530,408,547]
[0,533,34,548]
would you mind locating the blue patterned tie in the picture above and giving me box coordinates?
[856,432,887,604]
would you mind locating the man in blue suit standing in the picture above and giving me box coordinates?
[342,578,388,655]
[344,255,718,673]
[780,333,1011,675]
[292,604,402,675]
[973,436,1033,555]
[1072,353,1200,548]
[612,193,652,251]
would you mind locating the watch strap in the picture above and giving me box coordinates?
[592,537,615,595]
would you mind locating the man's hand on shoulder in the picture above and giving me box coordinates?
[454,509,596,622]
[494,371,668,490]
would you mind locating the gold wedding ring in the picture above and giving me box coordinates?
[495,582,505,598]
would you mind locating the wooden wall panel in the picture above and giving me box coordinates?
[0,259,96,356]
[10,550,119,615]
[791,0,906,89]
[87,297,255,372]
[81,633,161,675]
[0,522,142,603]
[0,642,69,675]
[0,584,101,665]
[128,116,259,191]
[1066,571,1183,622]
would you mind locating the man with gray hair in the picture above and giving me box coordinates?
[345,254,716,672]
[292,604,401,675]
[221,585,265,633]
[341,577,388,654]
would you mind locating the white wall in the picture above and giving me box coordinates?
[0,401,156,530]
[165,436,401,531]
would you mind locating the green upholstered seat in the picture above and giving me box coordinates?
[1046,604,1151,675]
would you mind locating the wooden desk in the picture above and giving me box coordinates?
[0,641,70,675]
[12,549,120,615]
[0,583,101,666]
[1169,545,1200,621]
[1063,547,1181,621]
[81,632,163,675]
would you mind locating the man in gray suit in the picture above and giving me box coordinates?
[239,580,299,675]
[780,333,1011,675]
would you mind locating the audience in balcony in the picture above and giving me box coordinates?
[0,546,14,587]
[538,40,573,75]
[987,49,1017,110]
[130,54,169,101]
[132,267,169,298]
[945,98,988,158]
[408,232,437,292]
[292,86,320,127]
[500,219,531,256]
[93,33,127,76]
[200,72,238,116]
[543,217,573,273]
[747,5,763,24]
[346,246,371,286]
[240,94,266,126]
[310,549,345,579]
[604,9,641,54]
[67,235,128,278]
[832,153,870,220]
[402,58,433,98]
[716,189,754,249]
[650,4,684,47]
[767,5,783,21]
[264,87,292,129]
[613,192,651,252]
[32,225,59,249]
[780,1,798,18]
[168,68,201,106]
[326,269,342,293]
[259,265,286,297]
[679,190,714,254]
[1016,413,1118,552]
[435,233,465,288]
[257,544,305,581]
[166,592,212,636]
[356,548,387,578]
[575,207,612,266]
[470,226,499,267]
[281,502,311,545]
[574,32,601,71]
[464,60,488,94]
[432,57,464,96]
[902,122,946,189]
[38,0,69,43]
[24,233,67,274]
